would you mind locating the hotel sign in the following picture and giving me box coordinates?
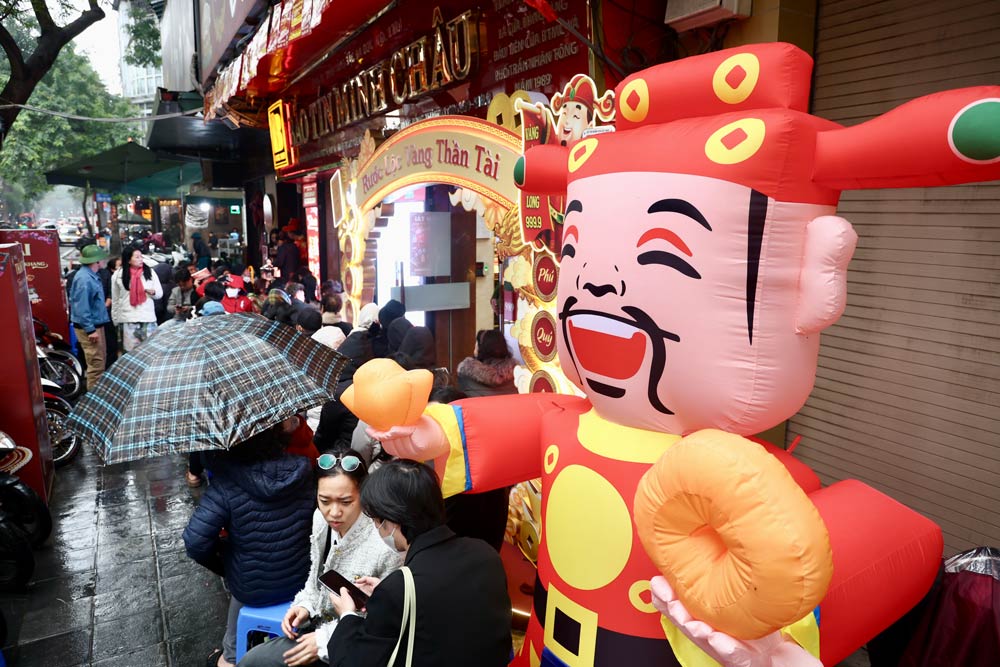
[287,9,479,149]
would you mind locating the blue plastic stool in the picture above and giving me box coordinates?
[235,600,292,663]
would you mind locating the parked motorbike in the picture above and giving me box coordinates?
[0,433,38,592]
[34,318,83,378]
[41,379,80,468]
[36,344,83,402]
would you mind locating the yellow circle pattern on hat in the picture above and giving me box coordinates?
[705,118,767,165]
[713,53,761,105]
[568,138,600,173]
[619,78,650,123]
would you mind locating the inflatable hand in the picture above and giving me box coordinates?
[651,577,822,667]
[633,429,832,639]
[367,415,449,460]
[340,358,434,431]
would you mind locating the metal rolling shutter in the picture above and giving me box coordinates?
[791,0,1000,555]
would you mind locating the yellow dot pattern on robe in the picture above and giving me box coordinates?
[544,444,559,474]
[712,53,761,105]
[619,78,650,123]
[705,118,766,165]
[568,138,599,173]
[628,579,658,614]
[546,465,633,591]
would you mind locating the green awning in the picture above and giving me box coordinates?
[44,142,196,195]
[121,162,203,197]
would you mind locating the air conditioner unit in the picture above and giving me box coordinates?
[665,0,752,32]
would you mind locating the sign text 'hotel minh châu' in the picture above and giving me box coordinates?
[288,9,479,148]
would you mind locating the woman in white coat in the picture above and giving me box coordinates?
[238,446,402,667]
[111,246,163,352]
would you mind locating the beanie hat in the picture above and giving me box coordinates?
[295,308,322,333]
[378,299,406,327]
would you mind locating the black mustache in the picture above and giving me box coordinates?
[559,296,675,415]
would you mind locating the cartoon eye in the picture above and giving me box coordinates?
[562,244,576,259]
[637,251,701,279]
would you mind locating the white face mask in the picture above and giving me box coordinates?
[379,521,403,552]
[225,288,239,298]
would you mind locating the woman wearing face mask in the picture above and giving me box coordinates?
[326,459,513,667]
[238,447,402,667]
[110,245,163,352]
[221,274,255,313]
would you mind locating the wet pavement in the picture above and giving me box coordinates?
[1,446,230,666]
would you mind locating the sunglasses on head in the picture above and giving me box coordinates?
[317,453,362,472]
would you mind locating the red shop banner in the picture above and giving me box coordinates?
[0,229,70,340]
[0,244,54,502]
[278,0,591,172]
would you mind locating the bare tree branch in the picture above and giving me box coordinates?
[30,0,56,32]
[57,3,106,46]
[0,22,25,81]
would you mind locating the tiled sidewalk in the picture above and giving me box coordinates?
[1,446,231,666]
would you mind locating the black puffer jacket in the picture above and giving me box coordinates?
[183,454,314,606]
[456,356,518,397]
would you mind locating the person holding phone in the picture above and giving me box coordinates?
[166,267,196,320]
[239,447,402,667]
[326,459,513,667]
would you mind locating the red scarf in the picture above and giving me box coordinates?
[129,266,147,307]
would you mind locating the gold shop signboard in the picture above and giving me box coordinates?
[287,8,480,149]
[355,116,522,213]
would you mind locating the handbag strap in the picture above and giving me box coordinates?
[387,566,417,667]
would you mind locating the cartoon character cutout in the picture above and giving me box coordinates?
[515,75,615,255]
[347,43,1000,667]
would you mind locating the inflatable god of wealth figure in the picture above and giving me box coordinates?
[344,42,1000,667]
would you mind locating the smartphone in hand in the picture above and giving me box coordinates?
[319,569,369,608]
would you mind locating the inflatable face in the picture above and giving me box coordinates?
[557,173,839,435]
[519,42,1000,437]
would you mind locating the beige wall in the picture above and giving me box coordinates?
[476,238,495,335]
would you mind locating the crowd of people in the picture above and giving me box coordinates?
[67,224,523,667]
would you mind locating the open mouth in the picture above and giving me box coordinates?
[567,314,647,380]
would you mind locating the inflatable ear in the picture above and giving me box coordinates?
[796,216,857,335]
[340,359,433,431]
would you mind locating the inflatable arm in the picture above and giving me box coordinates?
[427,392,582,497]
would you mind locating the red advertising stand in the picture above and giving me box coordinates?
[0,244,54,503]
[0,229,70,341]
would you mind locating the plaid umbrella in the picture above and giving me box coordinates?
[67,312,347,464]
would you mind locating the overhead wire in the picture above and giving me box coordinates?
[0,102,204,123]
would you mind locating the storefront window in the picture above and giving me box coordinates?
[376,199,427,327]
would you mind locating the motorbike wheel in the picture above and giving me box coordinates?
[0,474,51,548]
[46,348,83,379]
[39,358,82,401]
[0,518,34,592]
[44,396,80,468]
